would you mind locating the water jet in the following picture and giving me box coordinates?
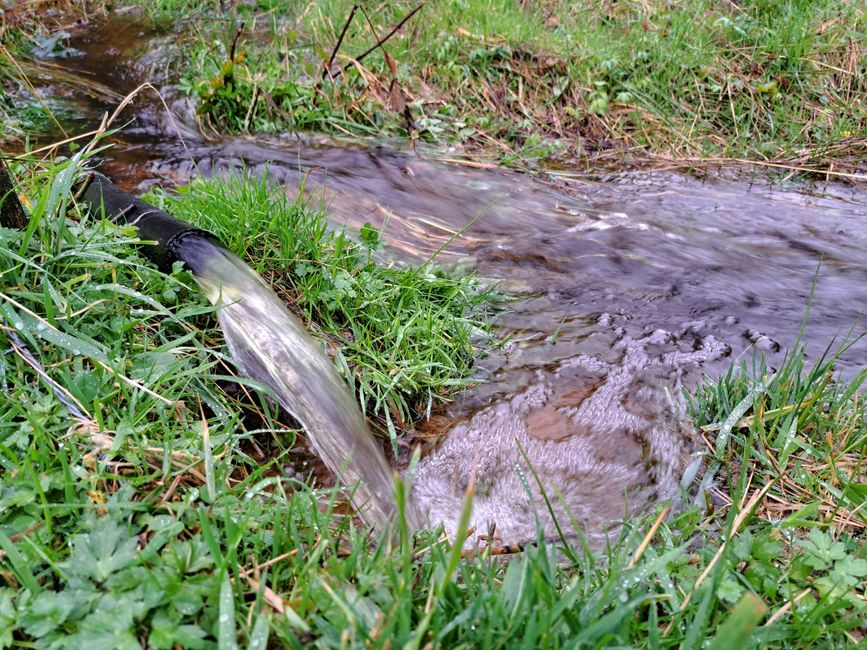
[82,172,401,530]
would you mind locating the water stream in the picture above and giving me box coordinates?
[174,236,400,530]
[17,16,867,544]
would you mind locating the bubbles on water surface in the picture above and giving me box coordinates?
[413,320,734,546]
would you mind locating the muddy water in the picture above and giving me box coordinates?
[26,17,867,543]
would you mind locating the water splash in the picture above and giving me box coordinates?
[412,327,733,547]
[174,235,401,530]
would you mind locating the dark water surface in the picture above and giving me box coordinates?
[25,16,867,543]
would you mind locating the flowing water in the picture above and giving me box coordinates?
[19,16,867,544]
[174,236,400,530]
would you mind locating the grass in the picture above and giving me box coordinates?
[0,152,865,648]
[114,0,867,176]
[3,1,864,177]
[147,173,496,437]
[691,343,867,532]
[0,0,98,144]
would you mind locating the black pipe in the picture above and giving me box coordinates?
[81,172,217,270]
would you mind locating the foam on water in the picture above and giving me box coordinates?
[412,327,732,546]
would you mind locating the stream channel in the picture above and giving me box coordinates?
[25,16,867,544]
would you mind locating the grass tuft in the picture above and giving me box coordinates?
[146,0,867,175]
[149,172,497,435]
[691,343,867,533]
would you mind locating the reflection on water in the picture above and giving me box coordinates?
[22,17,866,543]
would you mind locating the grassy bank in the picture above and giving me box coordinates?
[1,157,866,647]
[136,0,867,175]
[148,174,495,436]
[2,2,864,177]
[0,0,90,141]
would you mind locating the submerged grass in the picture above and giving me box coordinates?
[127,0,867,175]
[0,0,103,142]
[0,152,865,648]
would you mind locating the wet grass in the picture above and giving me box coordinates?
[3,1,864,177]
[128,0,867,177]
[148,173,496,437]
[1,151,866,648]
[0,0,100,143]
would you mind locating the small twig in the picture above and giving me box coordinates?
[157,474,184,506]
[238,574,286,614]
[765,588,812,626]
[229,24,245,63]
[628,504,671,568]
[18,128,102,157]
[9,523,42,544]
[0,289,175,406]
[94,358,174,406]
[4,325,93,423]
[321,4,358,80]
[239,550,299,577]
[663,481,774,634]
[0,523,42,562]
[338,2,425,76]
[242,86,262,131]
[0,41,68,138]
[658,157,867,182]
[460,543,525,559]
[80,82,200,176]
